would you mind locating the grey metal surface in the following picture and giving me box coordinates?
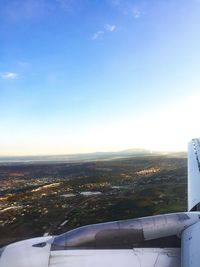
[51,212,199,250]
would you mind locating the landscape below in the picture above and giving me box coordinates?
[0,153,187,247]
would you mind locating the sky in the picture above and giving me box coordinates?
[1,0,200,156]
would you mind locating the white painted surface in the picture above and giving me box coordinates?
[49,248,180,267]
[134,248,180,267]
[188,139,200,211]
[0,236,52,267]
[181,221,200,267]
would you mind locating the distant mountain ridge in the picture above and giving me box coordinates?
[0,149,186,164]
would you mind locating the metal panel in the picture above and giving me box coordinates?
[49,248,180,267]
[0,236,52,267]
[188,139,200,211]
[181,220,200,267]
[51,212,200,250]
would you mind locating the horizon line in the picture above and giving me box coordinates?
[0,148,187,158]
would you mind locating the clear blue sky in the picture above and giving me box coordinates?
[1,0,200,155]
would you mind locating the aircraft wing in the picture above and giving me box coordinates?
[181,138,200,267]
